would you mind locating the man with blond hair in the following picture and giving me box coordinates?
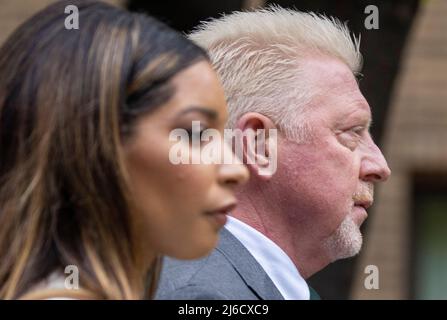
[156,7,391,300]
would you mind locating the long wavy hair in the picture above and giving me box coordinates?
[0,0,208,299]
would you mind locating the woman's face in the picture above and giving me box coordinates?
[124,61,249,260]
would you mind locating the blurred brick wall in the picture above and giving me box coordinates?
[351,0,447,299]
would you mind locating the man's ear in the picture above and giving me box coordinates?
[236,112,277,180]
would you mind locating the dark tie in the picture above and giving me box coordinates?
[309,286,321,300]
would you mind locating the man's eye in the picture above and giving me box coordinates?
[350,126,366,137]
[338,126,365,151]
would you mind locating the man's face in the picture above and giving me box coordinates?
[274,55,391,261]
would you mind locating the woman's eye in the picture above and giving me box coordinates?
[185,126,207,144]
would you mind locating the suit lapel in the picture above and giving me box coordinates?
[216,228,284,300]
[309,286,321,300]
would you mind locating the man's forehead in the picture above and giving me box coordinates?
[298,55,372,125]
[300,55,359,89]
[330,94,372,126]
[339,102,372,122]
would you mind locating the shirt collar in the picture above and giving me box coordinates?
[225,216,310,300]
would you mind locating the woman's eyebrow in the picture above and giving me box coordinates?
[177,106,218,120]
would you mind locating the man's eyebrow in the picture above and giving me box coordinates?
[366,118,373,131]
[177,106,218,120]
[337,107,372,130]
[354,72,364,85]
[356,114,372,130]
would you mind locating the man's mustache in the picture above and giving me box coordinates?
[353,183,374,207]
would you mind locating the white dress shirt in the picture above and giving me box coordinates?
[225,216,310,300]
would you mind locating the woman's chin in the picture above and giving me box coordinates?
[167,236,218,260]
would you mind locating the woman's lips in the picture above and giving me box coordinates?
[206,202,237,227]
[209,211,228,227]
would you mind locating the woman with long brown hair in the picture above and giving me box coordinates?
[0,0,248,299]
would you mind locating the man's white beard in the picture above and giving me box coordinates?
[323,216,363,262]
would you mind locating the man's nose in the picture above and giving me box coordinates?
[360,136,391,183]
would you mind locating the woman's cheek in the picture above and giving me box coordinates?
[188,164,217,193]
